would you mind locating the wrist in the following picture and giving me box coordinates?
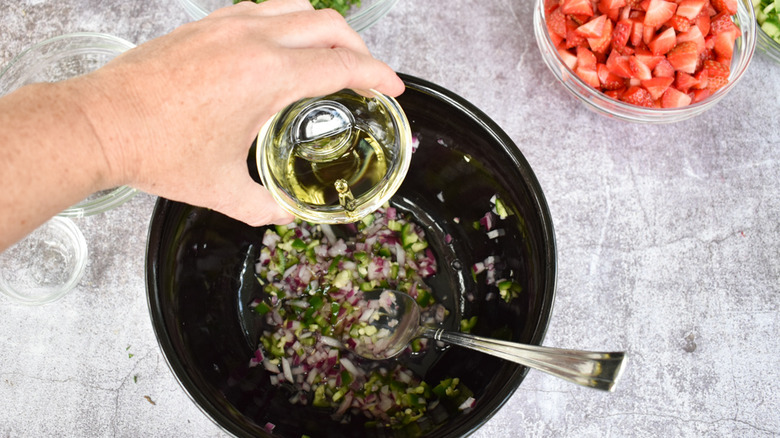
[68,70,145,191]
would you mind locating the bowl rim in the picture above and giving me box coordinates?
[145,73,558,437]
[0,32,138,216]
[533,0,758,123]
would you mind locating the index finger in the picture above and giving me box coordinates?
[279,46,405,102]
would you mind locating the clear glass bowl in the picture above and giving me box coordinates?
[533,0,758,123]
[0,32,137,217]
[0,217,88,305]
[176,0,399,32]
[756,21,780,63]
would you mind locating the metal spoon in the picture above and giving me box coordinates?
[352,289,627,392]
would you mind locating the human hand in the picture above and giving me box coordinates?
[79,0,405,226]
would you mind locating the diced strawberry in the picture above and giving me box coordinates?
[710,12,738,35]
[605,89,624,99]
[564,36,584,49]
[668,15,692,32]
[588,17,614,53]
[542,0,736,110]
[635,47,664,68]
[661,87,692,108]
[693,68,708,89]
[715,54,732,65]
[695,12,711,36]
[565,17,588,48]
[630,17,645,47]
[558,48,579,70]
[648,27,677,55]
[703,59,730,77]
[577,46,599,69]
[600,0,627,10]
[675,71,699,92]
[599,5,622,22]
[576,65,601,87]
[550,31,565,48]
[606,50,634,77]
[676,0,707,20]
[576,15,608,38]
[629,55,653,79]
[570,13,593,24]
[699,48,716,65]
[598,63,629,89]
[561,0,595,16]
[621,85,654,106]
[713,28,738,59]
[691,88,712,103]
[677,26,706,55]
[644,0,677,27]
[641,76,674,99]
[711,0,738,14]
[547,6,568,38]
[620,4,633,20]
[612,19,633,51]
[653,58,676,77]
[705,33,716,50]
[643,22,656,45]
[707,76,728,92]
[666,41,699,73]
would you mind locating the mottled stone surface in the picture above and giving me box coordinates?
[1,0,779,436]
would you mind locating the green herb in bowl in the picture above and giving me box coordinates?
[234,0,362,16]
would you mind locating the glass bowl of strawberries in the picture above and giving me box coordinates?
[534,0,757,123]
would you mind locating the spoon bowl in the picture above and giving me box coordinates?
[354,289,627,392]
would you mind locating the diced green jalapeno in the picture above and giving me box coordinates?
[253,301,271,315]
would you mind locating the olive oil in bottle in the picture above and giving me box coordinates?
[283,126,389,211]
[257,89,412,224]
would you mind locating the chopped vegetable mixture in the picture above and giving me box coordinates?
[754,0,780,43]
[250,206,474,428]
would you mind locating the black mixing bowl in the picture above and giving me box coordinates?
[146,74,557,437]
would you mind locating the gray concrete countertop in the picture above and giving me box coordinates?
[1,0,778,436]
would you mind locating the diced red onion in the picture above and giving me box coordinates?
[282,357,293,382]
[320,336,343,349]
[458,396,476,410]
[480,212,495,231]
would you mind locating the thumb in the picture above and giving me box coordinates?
[212,174,295,227]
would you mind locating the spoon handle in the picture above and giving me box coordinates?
[422,328,627,392]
